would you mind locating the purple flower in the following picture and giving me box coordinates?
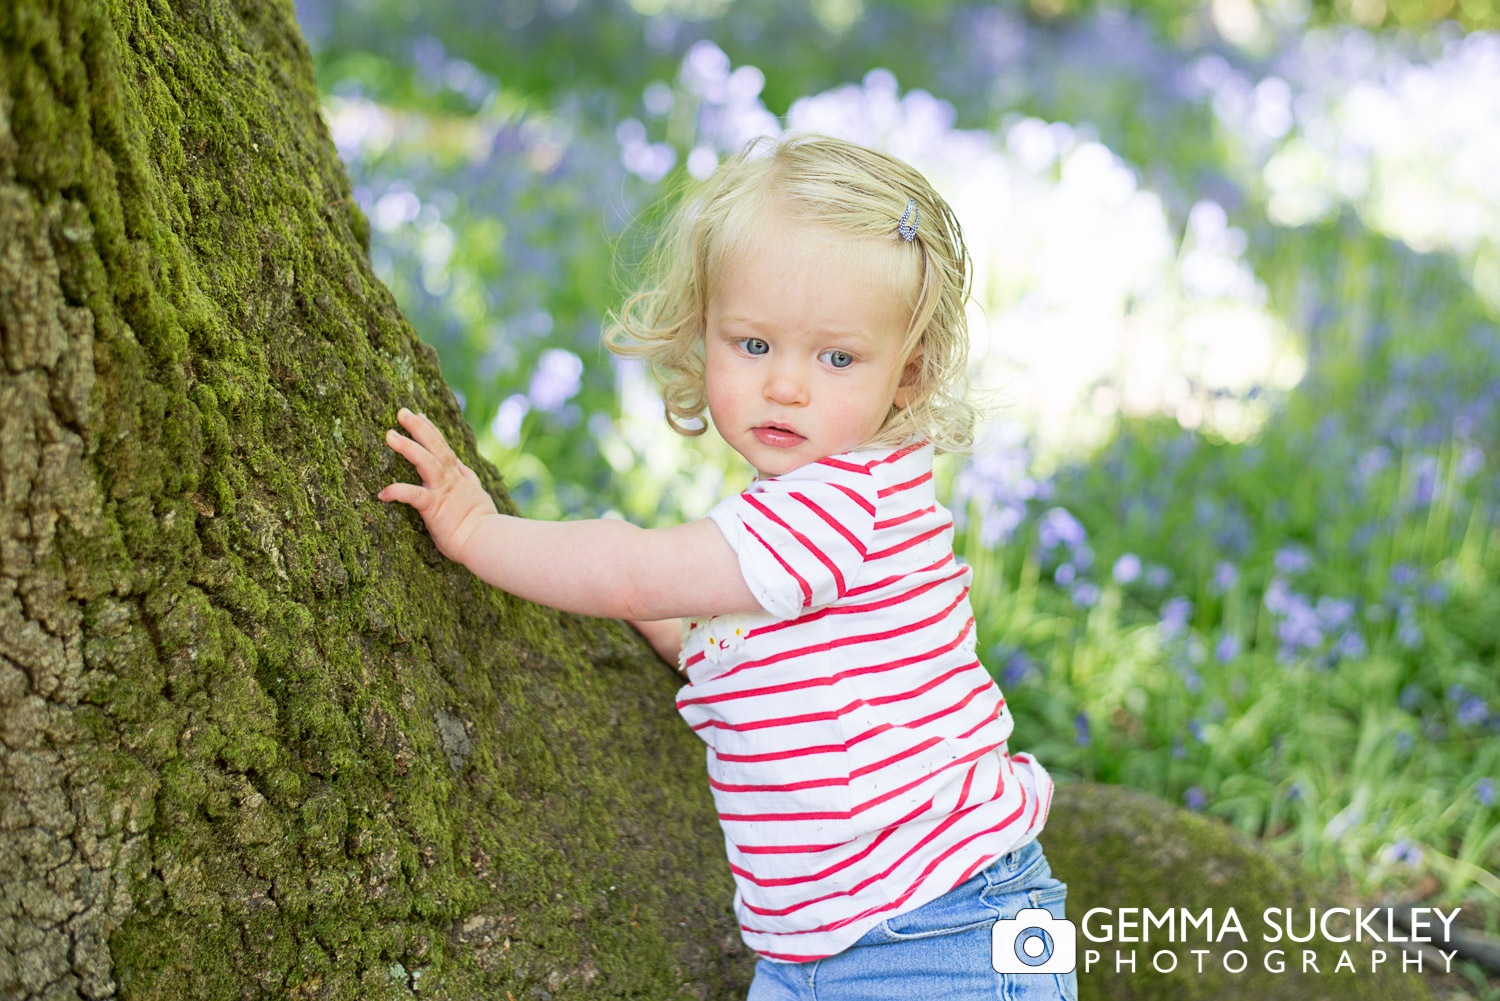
[528,348,583,413]
[1145,565,1173,590]
[1408,455,1439,507]
[1274,545,1312,575]
[1287,781,1305,802]
[1210,560,1239,595]
[1184,787,1207,812]
[1332,630,1368,661]
[1457,695,1489,730]
[1038,507,1087,551]
[1382,840,1423,867]
[489,393,530,447]
[1187,719,1206,742]
[1074,711,1091,747]
[1315,597,1355,632]
[1172,735,1186,759]
[1112,553,1142,584]
[1478,778,1496,807]
[1456,445,1485,481]
[1002,651,1036,688]
[1054,563,1077,586]
[1071,582,1101,608]
[1399,684,1423,711]
[1397,611,1423,650]
[1214,633,1241,663]
[1394,732,1414,755]
[1160,596,1194,638]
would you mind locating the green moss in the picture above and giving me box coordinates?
[5,0,750,995]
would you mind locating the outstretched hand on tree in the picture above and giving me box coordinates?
[378,408,498,564]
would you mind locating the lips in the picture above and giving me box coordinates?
[753,424,805,448]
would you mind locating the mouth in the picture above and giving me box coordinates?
[752,423,806,448]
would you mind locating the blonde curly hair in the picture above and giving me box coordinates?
[604,132,977,454]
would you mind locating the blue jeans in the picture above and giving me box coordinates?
[746,837,1078,1001]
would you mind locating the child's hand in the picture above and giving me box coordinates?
[377,408,498,564]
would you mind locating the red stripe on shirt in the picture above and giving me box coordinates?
[874,504,935,530]
[865,521,951,561]
[743,520,812,606]
[877,470,932,498]
[746,493,847,600]
[831,481,875,517]
[793,491,867,557]
[816,456,874,474]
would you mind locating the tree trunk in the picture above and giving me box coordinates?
[0,1,744,997]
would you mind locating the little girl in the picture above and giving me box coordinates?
[379,133,1075,1001]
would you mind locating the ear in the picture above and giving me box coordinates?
[893,348,923,410]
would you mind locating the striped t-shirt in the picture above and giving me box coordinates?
[677,440,1054,962]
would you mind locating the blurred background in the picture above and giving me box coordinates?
[292,0,1499,989]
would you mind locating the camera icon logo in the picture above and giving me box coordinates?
[991,907,1077,975]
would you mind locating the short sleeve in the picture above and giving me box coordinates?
[705,460,879,620]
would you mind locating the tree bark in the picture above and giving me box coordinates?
[0,1,744,997]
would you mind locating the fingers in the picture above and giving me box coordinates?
[377,481,430,509]
[397,407,459,466]
[384,426,441,484]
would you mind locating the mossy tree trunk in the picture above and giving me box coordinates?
[0,1,745,997]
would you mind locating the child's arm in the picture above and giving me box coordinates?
[627,617,685,671]
[377,409,763,621]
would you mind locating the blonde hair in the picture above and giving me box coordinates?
[604,132,977,454]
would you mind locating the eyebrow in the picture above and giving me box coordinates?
[718,316,872,345]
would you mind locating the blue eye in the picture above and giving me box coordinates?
[741,338,769,355]
[821,349,854,369]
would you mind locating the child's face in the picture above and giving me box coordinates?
[703,223,916,478]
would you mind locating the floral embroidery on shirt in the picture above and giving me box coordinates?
[699,613,755,665]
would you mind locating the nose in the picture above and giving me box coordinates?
[763,358,808,406]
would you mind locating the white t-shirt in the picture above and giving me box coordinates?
[677,440,1054,962]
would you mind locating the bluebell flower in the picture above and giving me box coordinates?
[1160,596,1194,638]
[1145,565,1173,590]
[1399,684,1423,711]
[489,393,530,447]
[1184,787,1206,812]
[1172,735,1186,759]
[1456,695,1489,730]
[1071,582,1101,608]
[1209,560,1239,595]
[1408,455,1439,507]
[1287,781,1305,802]
[1397,615,1423,650]
[1187,719,1206,742]
[1394,732,1413,755]
[1112,553,1141,585]
[1332,630,1367,661]
[1274,545,1312,575]
[1315,597,1355,632]
[1054,563,1077,586]
[1381,840,1423,867]
[1038,508,1087,551]
[1456,445,1485,481]
[1073,544,1095,571]
[1074,712,1091,747]
[1002,651,1036,689]
[528,348,584,413]
[1477,778,1496,807]
[1214,633,1241,663]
